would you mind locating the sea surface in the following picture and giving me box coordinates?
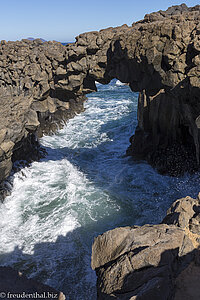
[0,80,199,299]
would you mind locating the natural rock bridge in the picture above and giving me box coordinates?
[0,3,200,193]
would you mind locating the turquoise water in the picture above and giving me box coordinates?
[0,80,199,299]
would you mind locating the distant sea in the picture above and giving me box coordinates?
[26,38,74,45]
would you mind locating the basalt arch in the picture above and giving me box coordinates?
[0,4,200,197]
[68,6,200,176]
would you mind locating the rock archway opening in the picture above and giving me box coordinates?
[0,4,200,199]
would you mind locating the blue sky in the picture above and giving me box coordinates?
[1,0,199,42]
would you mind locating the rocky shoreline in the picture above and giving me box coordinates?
[1,4,200,195]
[0,40,86,202]
[0,3,200,299]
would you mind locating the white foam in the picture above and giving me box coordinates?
[116,80,127,86]
[2,80,194,298]
[0,160,82,254]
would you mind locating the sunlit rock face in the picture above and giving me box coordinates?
[0,3,200,192]
[92,194,200,299]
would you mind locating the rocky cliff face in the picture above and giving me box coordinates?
[91,194,200,299]
[1,4,200,194]
[0,40,85,200]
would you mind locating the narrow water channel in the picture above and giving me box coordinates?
[0,80,199,299]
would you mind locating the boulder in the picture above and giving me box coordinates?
[92,195,200,299]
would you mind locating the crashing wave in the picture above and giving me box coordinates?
[116,80,126,86]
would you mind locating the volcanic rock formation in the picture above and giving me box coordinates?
[0,4,200,195]
[0,39,85,200]
[0,3,200,299]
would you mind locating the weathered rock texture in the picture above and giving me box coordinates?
[0,40,85,200]
[91,194,200,299]
[0,266,65,300]
[66,3,200,176]
[1,4,200,191]
[0,4,200,191]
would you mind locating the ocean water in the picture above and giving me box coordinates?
[0,80,199,299]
